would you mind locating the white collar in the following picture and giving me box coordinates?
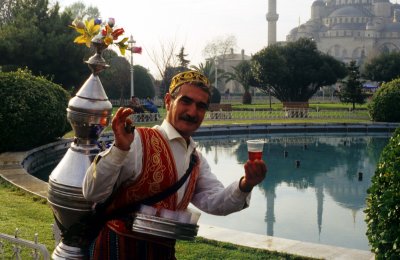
[158,120,196,150]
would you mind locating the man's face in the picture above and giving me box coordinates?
[165,84,209,140]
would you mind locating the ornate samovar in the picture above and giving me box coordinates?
[47,41,112,259]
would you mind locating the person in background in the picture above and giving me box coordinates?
[143,96,156,112]
[82,70,267,259]
[143,96,160,120]
[128,95,144,114]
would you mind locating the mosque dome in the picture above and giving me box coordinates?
[312,0,325,7]
[285,0,400,67]
[298,24,308,33]
[331,23,365,30]
[289,27,299,35]
[329,6,366,18]
[319,25,328,32]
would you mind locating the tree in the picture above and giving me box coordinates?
[363,52,400,83]
[100,49,155,100]
[202,35,237,61]
[176,46,190,69]
[190,60,221,85]
[224,60,256,104]
[0,69,70,152]
[100,49,130,101]
[160,66,182,97]
[368,79,400,122]
[148,39,181,96]
[191,60,224,103]
[365,127,400,259]
[190,61,213,83]
[0,0,91,91]
[63,1,100,20]
[133,65,155,99]
[252,38,346,103]
[0,0,17,27]
[340,61,366,110]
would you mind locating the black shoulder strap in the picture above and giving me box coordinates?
[67,151,198,246]
[101,150,198,221]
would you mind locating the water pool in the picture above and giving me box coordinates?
[33,132,390,251]
[194,133,389,251]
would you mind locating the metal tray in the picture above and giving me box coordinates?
[131,213,199,241]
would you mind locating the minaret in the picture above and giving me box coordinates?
[266,0,279,45]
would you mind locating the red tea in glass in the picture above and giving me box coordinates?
[248,151,262,161]
[246,140,264,161]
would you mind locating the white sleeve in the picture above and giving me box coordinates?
[82,133,143,203]
[190,153,251,216]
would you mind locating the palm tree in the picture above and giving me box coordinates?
[191,60,225,103]
[224,60,255,104]
[190,60,214,80]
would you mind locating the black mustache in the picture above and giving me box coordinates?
[180,114,198,123]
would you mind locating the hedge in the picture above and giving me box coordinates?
[368,79,400,122]
[0,69,70,152]
[365,127,400,259]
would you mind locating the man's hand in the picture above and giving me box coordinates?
[112,107,135,151]
[240,160,267,192]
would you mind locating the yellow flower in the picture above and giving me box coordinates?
[104,35,113,46]
[70,18,100,47]
[116,37,129,55]
[71,18,128,55]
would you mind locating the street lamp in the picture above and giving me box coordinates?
[214,57,218,90]
[128,35,136,98]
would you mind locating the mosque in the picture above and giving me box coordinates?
[219,0,400,95]
[268,0,400,64]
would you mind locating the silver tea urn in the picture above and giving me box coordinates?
[47,42,112,259]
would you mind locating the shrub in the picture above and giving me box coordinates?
[0,69,70,152]
[368,79,400,122]
[365,127,400,259]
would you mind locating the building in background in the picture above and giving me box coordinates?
[214,49,251,95]
[220,0,400,97]
[267,0,279,45]
[286,0,400,65]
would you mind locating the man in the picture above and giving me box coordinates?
[82,70,267,259]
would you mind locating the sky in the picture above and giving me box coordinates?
[54,0,320,78]
[53,0,333,78]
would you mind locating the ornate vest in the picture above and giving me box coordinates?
[106,127,199,236]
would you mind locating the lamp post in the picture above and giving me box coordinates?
[268,86,272,110]
[214,57,218,90]
[128,35,136,98]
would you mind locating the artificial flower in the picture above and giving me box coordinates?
[71,18,128,54]
[116,37,129,55]
[130,46,143,54]
[112,28,125,40]
[70,18,101,47]
[107,18,115,28]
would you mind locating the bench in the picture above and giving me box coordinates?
[208,103,232,119]
[282,102,309,118]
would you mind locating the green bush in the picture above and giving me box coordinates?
[0,69,70,152]
[365,127,400,259]
[368,79,400,122]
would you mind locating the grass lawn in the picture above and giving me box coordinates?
[0,180,316,259]
[63,102,372,138]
